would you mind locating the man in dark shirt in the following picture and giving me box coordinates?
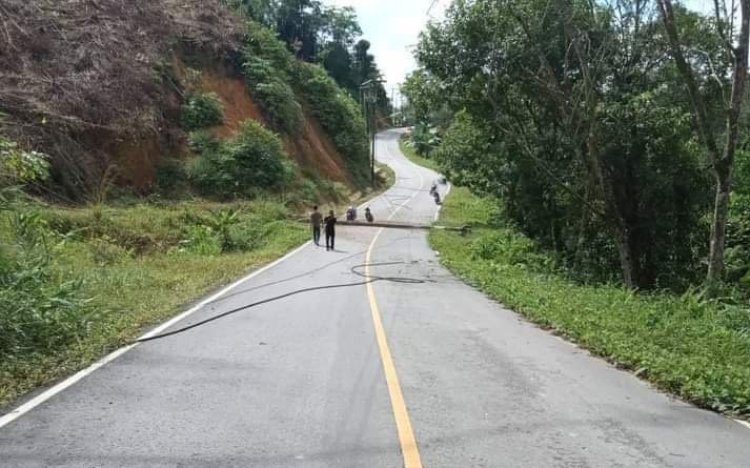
[310,206,322,246]
[324,210,336,251]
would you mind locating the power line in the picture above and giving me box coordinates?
[427,0,440,15]
[134,262,430,344]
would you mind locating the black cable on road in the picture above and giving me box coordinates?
[134,261,430,344]
[201,236,415,307]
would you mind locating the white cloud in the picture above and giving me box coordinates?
[322,0,448,86]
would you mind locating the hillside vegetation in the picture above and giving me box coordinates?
[0,0,387,197]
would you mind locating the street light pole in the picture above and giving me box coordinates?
[360,79,385,185]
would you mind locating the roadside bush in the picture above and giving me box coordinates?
[181,92,224,131]
[204,208,240,251]
[0,136,50,186]
[0,211,92,359]
[226,222,266,251]
[409,123,442,156]
[470,229,554,271]
[1,136,50,207]
[0,256,92,357]
[726,193,750,286]
[187,120,293,198]
[0,140,93,359]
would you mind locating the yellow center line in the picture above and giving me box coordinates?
[365,227,423,468]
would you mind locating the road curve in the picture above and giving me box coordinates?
[1,128,749,467]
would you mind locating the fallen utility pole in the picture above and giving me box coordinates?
[298,219,471,235]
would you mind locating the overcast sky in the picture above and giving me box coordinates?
[324,0,715,89]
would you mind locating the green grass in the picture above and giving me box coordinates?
[398,135,441,172]
[430,186,750,417]
[0,163,398,407]
[375,161,396,190]
[0,199,308,406]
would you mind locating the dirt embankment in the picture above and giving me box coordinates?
[117,60,353,190]
[194,68,352,185]
[0,0,354,198]
[0,0,244,198]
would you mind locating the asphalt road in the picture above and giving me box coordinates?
[2,129,749,467]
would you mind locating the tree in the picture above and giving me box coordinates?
[657,0,750,288]
[225,0,390,114]
[318,7,362,94]
[414,0,715,289]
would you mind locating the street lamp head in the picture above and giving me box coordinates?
[360,78,386,88]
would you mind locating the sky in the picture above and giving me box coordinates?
[324,0,449,90]
[324,0,715,91]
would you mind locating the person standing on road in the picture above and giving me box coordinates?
[310,206,323,246]
[365,207,374,223]
[324,210,337,251]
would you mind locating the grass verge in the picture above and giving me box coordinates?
[430,186,750,418]
[0,199,308,407]
[398,134,441,172]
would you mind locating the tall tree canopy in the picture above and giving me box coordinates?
[224,0,391,120]
[406,0,750,290]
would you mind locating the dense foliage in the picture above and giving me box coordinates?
[225,0,391,121]
[187,120,293,198]
[242,24,304,133]
[239,20,370,183]
[180,92,224,131]
[293,62,369,181]
[406,0,750,292]
[1,138,90,361]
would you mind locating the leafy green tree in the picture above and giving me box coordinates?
[225,1,391,126]
[414,0,723,289]
[657,0,750,288]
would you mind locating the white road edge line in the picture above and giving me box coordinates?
[0,241,311,429]
[735,418,750,430]
[0,129,429,431]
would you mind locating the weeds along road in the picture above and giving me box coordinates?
[2,129,750,467]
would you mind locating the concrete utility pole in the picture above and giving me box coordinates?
[360,79,385,184]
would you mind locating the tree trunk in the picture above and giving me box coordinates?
[616,228,637,289]
[586,133,637,288]
[708,166,732,282]
[657,0,750,289]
